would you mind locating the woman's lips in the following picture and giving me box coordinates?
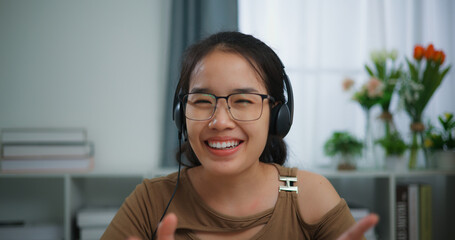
[205,139,243,157]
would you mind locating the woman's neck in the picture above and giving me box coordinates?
[187,162,279,217]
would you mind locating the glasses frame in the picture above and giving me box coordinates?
[179,92,275,121]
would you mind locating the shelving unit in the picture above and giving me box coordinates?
[0,169,453,240]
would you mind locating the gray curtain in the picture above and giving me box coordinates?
[161,0,238,166]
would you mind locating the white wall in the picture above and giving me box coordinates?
[0,0,171,173]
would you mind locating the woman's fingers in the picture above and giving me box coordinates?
[337,213,379,240]
[157,213,178,240]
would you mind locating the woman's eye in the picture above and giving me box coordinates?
[194,100,213,104]
[234,99,253,104]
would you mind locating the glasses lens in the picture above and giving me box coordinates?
[184,93,216,120]
[229,93,264,121]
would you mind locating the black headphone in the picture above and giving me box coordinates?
[172,69,293,139]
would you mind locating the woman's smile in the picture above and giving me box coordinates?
[205,137,244,157]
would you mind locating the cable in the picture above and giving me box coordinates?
[151,135,182,240]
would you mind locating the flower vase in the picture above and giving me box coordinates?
[409,122,427,169]
[378,111,396,139]
[376,111,396,168]
[362,109,377,169]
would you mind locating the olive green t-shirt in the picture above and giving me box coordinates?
[102,164,358,239]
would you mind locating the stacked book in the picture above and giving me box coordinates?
[77,207,118,240]
[396,183,432,240]
[0,128,94,173]
[0,223,63,240]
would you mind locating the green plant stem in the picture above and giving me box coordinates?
[385,120,391,139]
[409,131,418,169]
[419,131,429,167]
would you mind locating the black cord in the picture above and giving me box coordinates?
[151,135,182,240]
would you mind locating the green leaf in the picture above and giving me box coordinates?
[440,65,451,80]
[365,65,374,77]
[406,58,419,82]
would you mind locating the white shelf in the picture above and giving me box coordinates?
[1,169,453,240]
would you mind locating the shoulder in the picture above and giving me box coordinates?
[295,169,341,224]
[134,171,182,198]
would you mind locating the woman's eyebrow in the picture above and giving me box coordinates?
[189,88,210,93]
[189,87,259,94]
[231,88,259,94]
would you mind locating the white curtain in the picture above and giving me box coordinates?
[239,0,455,169]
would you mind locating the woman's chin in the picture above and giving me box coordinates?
[199,158,257,177]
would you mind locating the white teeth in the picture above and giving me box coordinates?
[208,140,240,149]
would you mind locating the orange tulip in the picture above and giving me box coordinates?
[433,50,444,64]
[413,45,425,60]
[424,44,435,60]
[440,51,446,64]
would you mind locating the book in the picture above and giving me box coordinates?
[396,183,433,240]
[1,128,86,144]
[1,142,94,159]
[0,158,93,173]
[396,185,408,240]
[77,207,118,228]
[419,184,432,240]
[408,184,419,240]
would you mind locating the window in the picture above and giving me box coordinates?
[239,0,455,169]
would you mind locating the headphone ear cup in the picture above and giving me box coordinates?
[276,104,291,137]
[270,104,291,137]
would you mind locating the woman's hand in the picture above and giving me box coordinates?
[156,213,178,240]
[126,213,178,240]
[337,213,379,240]
[129,213,377,240]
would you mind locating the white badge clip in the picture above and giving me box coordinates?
[279,176,298,193]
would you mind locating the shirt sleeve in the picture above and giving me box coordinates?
[311,199,365,240]
[101,181,156,240]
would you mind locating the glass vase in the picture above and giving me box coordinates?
[408,122,427,169]
[362,109,377,169]
[376,111,397,168]
[336,153,356,170]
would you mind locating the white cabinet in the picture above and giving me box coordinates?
[0,170,453,240]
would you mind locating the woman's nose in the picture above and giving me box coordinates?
[209,100,235,129]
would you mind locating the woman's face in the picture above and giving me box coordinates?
[186,50,271,176]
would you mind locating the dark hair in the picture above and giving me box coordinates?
[176,31,288,167]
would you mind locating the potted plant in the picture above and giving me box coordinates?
[425,113,455,170]
[376,131,408,171]
[324,131,363,170]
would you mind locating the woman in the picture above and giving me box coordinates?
[102,32,378,240]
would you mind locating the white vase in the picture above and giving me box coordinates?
[385,154,407,172]
[432,150,455,171]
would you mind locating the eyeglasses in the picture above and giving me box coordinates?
[180,93,275,121]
